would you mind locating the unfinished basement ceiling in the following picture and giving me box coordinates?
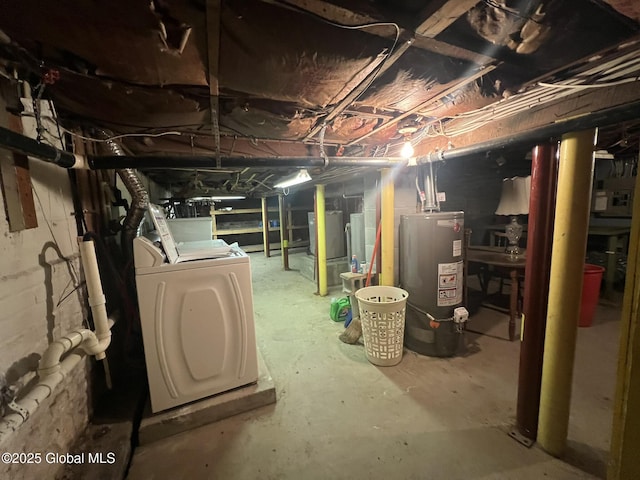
[0,0,639,198]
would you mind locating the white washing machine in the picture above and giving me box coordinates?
[133,205,258,413]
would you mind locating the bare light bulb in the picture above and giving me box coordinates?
[401,140,414,158]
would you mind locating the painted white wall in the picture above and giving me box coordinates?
[0,98,89,479]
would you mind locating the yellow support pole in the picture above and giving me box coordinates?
[608,172,640,480]
[278,194,289,270]
[261,197,270,257]
[380,168,395,286]
[316,184,328,296]
[538,129,597,457]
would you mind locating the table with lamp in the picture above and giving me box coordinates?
[466,176,530,341]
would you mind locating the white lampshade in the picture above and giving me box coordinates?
[495,176,531,215]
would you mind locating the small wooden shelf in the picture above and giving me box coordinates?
[241,240,310,253]
[210,200,311,252]
[211,207,278,216]
[215,226,279,235]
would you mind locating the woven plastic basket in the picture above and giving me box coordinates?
[355,286,409,366]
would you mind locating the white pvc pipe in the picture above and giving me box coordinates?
[0,240,114,446]
[0,352,84,446]
[79,240,111,360]
[37,328,109,377]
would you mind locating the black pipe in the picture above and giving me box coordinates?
[0,125,76,168]
[87,155,402,169]
[422,100,640,163]
[3,99,639,170]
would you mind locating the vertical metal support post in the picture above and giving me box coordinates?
[608,172,640,480]
[514,142,558,443]
[316,184,328,296]
[261,197,270,257]
[278,194,289,270]
[538,129,597,456]
[380,169,394,286]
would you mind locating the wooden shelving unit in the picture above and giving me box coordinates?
[210,203,311,253]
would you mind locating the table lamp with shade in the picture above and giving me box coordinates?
[495,176,531,255]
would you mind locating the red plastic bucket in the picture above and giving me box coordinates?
[579,264,605,327]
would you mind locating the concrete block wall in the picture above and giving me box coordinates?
[0,104,91,477]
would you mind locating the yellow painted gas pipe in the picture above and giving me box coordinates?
[380,168,395,286]
[538,129,597,457]
[316,184,328,296]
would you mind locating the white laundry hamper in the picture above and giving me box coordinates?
[356,286,409,366]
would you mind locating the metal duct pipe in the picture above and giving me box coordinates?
[100,134,149,260]
[88,155,404,169]
[421,162,438,211]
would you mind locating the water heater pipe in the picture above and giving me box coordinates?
[421,162,439,211]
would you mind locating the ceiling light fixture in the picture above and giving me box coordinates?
[274,169,312,189]
[401,140,414,158]
[398,126,418,159]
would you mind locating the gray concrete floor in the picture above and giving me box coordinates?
[127,252,621,480]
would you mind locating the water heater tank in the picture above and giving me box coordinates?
[400,212,465,357]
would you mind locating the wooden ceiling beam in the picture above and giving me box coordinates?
[412,35,495,66]
[263,0,496,146]
[261,0,496,63]
[259,0,394,32]
[346,64,497,146]
[303,36,415,141]
[414,0,480,37]
[206,0,222,167]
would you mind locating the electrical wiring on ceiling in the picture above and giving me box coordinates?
[272,0,401,134]
[61,127,183,143]
[414,45,640,140]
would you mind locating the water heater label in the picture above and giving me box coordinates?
[453,239,462,257]
[436,219,464,229]
[437,261,463,306]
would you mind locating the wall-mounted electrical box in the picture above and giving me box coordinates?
[592,177,635,217]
